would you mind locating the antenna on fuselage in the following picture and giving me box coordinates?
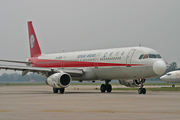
[139,43,141,47]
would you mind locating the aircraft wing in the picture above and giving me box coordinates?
[0,59,30,64]
[0,65,84,77]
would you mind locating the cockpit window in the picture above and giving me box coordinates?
[143,54,148,59]
[157,54,162,58]
[167,73,171,76]
[139,54,162,59]
[149,54,157,58]
[139,54,144,59]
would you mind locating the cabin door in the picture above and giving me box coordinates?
[177,71,180,78]
[126,49,136,67]
[61,56,66,68]
[94,53,101,68]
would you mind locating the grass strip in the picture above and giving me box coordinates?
[0,83,46,86]
[72,83,180,86]
[112,87,180,91]
[144,83,180,86]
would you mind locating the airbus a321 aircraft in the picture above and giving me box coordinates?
[0,21,166,94]
[160,70,180,87]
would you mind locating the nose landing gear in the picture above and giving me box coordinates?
[138,79,146,94]
[138,88,146,94]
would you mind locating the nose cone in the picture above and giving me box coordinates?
[160,75,169,82]
[153,61,166,76]
[160,75,166,80]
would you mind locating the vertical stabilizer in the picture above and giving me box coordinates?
[28,21,41,57]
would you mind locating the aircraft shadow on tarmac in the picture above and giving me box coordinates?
[0,90,137,95]
[64,91,137,95]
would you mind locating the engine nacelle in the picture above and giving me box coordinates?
[119,79,140,87]
[46,72,72,88]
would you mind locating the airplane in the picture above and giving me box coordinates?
[160,70,180,87]
[0,21,166,94]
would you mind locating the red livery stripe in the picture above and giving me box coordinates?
[29,58,146,68]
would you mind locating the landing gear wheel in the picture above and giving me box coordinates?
[100,84,106,93]
[59,88,65,94]
[53,88,58,93]
[107,84,112,93]
[142,88,146,94]
[138,88,146,94]
[172,84,175,87]
[138,88,142,94]
[137,79,146,94]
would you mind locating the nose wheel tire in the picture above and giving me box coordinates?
[142,88,146,94]
[138,88,146,94]
[138,88,142,94]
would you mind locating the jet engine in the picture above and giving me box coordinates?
[119,79,141,87]
[46,72,72,88]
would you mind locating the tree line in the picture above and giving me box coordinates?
[147,62,180,81]
[0,73,45,82]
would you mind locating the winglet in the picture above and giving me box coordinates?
[28,21,41,57]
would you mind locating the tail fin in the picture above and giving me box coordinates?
[28,21,41,57]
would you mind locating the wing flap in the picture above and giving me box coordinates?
[0,65,83,77]
[0,59,31,66]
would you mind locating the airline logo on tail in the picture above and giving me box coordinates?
[28,21,41,57]
[30,34,35,48]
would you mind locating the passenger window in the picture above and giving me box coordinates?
[143,54,148,59]
[139,54,144,59]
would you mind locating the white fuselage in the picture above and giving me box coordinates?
[160,70,180,83]
[29,46,166,81]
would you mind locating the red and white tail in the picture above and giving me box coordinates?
[28,21,41,57]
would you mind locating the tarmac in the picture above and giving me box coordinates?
[0,85,180,120]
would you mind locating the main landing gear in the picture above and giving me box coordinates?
[138,79,146,94]
[100,80,112,93]
[53,88,65,94]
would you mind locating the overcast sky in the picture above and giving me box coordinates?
[0,0,180,75]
